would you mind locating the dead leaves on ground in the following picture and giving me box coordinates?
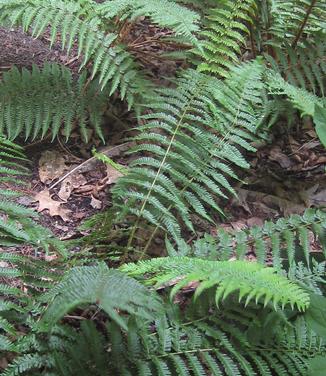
[34,189,72,222]
[33,148,126,222]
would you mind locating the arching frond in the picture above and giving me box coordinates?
[195,0,257,77]
[41,263,163,330]
[122,257,310,311]
[97,0,200,45]
[0,0,151,104]
[112,60,265,247]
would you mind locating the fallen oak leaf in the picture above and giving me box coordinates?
[57,173,88,202]
[34,189,72,222]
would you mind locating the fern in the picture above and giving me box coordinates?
[0,63,108,141]
[0,0,151,104]
[40,263,163,331]
[97,0,200,45]
[166,209,326,274]
[112,60,265,249]
[195,0,257,77]
[266,70,323,116]
[13,304,323,375]
[264,39,326,97]
[122,257,310,311]
[267,0,326,47]
[0,137,65,254]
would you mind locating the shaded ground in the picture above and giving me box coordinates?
[0,27,81,72]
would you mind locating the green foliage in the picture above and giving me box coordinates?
[6,301,325,375]
[113,60,265,247]
[0,0,200,108]
[0,252,318,375]
[195,0,257,77]
[0,137,65,254]
[267,0,326,47]
[122,257,310,311]
[266,69,326,146]
[313,105,326,148]
[41,263,163,330]
[265,40,326,97]
[1,0,326,374]
[192,209,326,271]
[0,64,108,142]
[97,0,200,44]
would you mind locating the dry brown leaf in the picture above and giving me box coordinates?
[90,195,102,209]
[269,146,293,169]
[106,164,124,185]
[38,151,67,184]
[34,189,71,222]
[57,174,88,201]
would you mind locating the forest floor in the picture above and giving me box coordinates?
[0,26,326,258]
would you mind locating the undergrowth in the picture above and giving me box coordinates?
[0,0,325,374]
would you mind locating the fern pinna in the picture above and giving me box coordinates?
[195,0,257,77]
[0,64,108,142]
[112,60,265,250]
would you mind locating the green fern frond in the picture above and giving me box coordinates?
[39,307,322,376]
[195,0,257,77]
[265,39,326,97]
[122,257,310,311]
[0,64,109,141]
[268,0,326,47]
[266,70,322,116]
[0,0,150,104]
[97,0,200,45]
[173,209,326,272]
[41,263,163,331]
[112,60,265,247]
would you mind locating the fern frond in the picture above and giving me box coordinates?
[265,39,326,97]
[97,0,200,45]
[0,0,150,104]
[41,263,163,330]
[266,70,322,116]
[0,64,108,141]
[195,0,257,77]
[122,257,310,311]
[268,0,326,47]
[112,60,265,247]
[171,209,326,273]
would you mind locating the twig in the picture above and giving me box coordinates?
[48,142,130,190]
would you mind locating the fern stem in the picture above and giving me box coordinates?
[291,0,317,48]
[127,89,201,250]
[141,78,250,255]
